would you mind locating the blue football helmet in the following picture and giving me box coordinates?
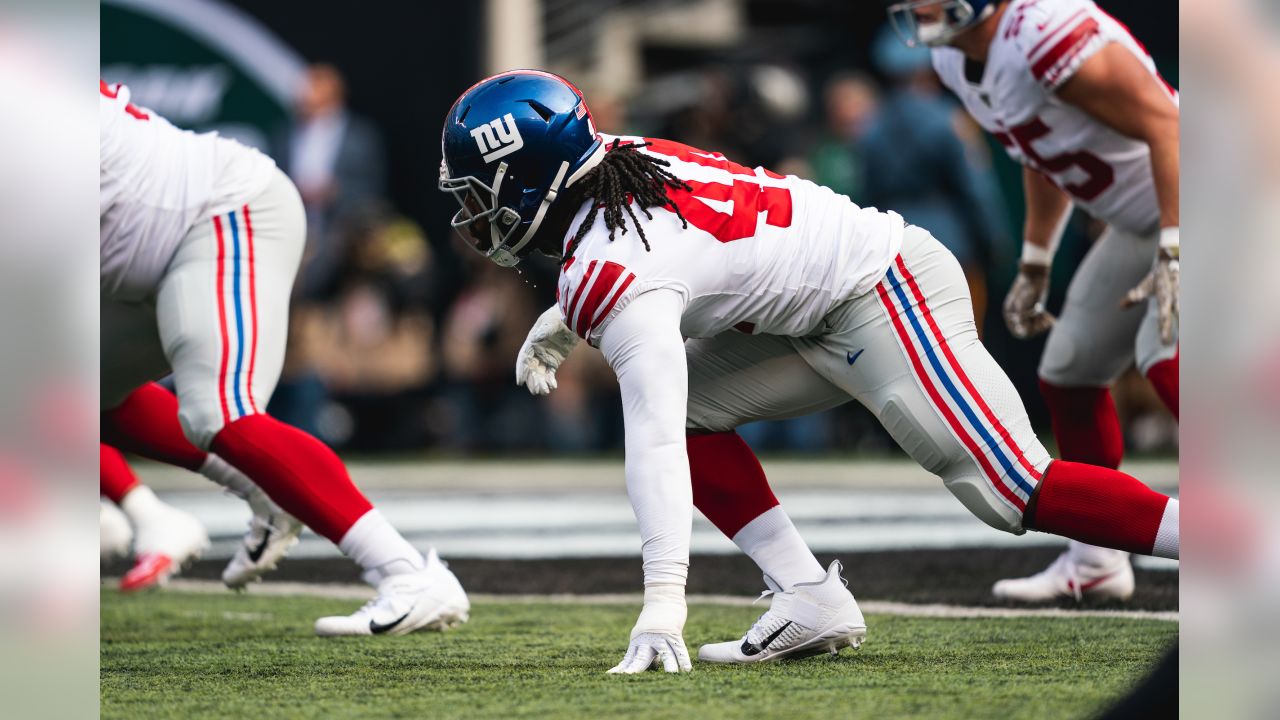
[886,0,999,47]
[439,70,605,267]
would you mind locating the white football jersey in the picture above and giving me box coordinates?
[556,135,904,346]
[931,0,1177,235]
[100,81,276,300]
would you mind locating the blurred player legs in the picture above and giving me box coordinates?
[101,166,467,633]
[100,443,208,592]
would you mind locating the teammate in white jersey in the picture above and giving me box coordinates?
[887,0,1180,602]
[442,70,1179,673]
[101,81,469,633]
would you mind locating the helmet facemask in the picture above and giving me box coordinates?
[439,159,570,268]
[887,0,984,48]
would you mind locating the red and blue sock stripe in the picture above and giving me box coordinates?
[875,256,1041,512]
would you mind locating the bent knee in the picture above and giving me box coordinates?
[941,464,1027,535]
[177,404,229,451]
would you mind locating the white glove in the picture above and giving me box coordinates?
[1123,227,1179,345]
[607,585,692,674]
[515,305,580,396]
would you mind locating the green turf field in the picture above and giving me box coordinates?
[101,590,1175,720]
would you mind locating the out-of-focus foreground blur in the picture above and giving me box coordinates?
[1180,0,1280,717]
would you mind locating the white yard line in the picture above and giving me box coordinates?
[142,579,1179,622]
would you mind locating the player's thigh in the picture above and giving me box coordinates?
[804,227,1050,533]
[101,299,170,410]
[156,169,305,448]
[1039,227,1155,386]
[685,331,848,433]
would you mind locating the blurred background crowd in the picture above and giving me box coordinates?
[102,0,1176,457]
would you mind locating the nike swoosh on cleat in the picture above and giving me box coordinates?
[369,610,412,635]
[740,621,793,657]
[246,517,273,563]
[846,349,865,366]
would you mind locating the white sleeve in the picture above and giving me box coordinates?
[598,288,691,588]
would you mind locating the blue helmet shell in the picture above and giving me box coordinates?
[439,70,604,266]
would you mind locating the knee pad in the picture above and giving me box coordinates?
[1038,320,1129,388]
[942,463,1027,535]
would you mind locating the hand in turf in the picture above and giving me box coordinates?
[515,305,580,396]
[608,632,692,674]
[608,584,691,674]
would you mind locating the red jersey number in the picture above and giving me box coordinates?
[642,138,793,244]
[997,118,1112,201]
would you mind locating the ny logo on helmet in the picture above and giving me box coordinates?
[470,113,525,163]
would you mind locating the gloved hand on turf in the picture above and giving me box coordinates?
[1003,261,1055,339]
[608,585,692,674]
[1122,227,1179,345]
[515,305,580,396]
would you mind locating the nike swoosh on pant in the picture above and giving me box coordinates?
[846,349,865,365]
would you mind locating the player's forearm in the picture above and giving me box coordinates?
[600,290,693,588]
[1021,167,1072,263]
[1147,125,1180,230]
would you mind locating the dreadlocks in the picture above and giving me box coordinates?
[562,139,692,260]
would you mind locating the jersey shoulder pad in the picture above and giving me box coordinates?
[1004,0,1107,91]
[558,256,639,344]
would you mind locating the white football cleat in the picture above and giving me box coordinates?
[992,547,1135,603]
[314,548,470,637]
[100,501,133,562]
[698,561,866,664]
[222,488,303,590]
[120,501,209,592]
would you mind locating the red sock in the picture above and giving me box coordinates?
[1145,352,1179,420]
[103,382,207,472]
[1038,380,1124,469]
[1027,460,1171,555]
[210,414,372,543]
[100,443,140,505]
[688,431,779,538]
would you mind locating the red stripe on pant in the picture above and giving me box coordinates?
[101,444,140,505]
[102,383,208,471]
[688,431,779,538]
[874,279,1026,511]
[1028,460,1170,555]
[212,215,233,424]
[242,204,261,414]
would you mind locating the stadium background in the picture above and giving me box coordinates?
[102,0,1177,458]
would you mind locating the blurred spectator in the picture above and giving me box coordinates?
[274,63,387,300]
[807,72,879,203]
[435,258,544,452]
[861,27,1011,334]
[271,208,440,448]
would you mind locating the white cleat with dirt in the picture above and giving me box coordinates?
[314,549,470,637]
[222,488,303,590]
[120,501,209,592]
[992,547,1135,603]
[698,560,866,664]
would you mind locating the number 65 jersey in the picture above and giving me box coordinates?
[931,0,1177,236]
[556,135,904,347]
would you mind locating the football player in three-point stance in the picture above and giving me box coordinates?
[102,80,468,634]
[442,70,1179,673]
[887,0,1180,602]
